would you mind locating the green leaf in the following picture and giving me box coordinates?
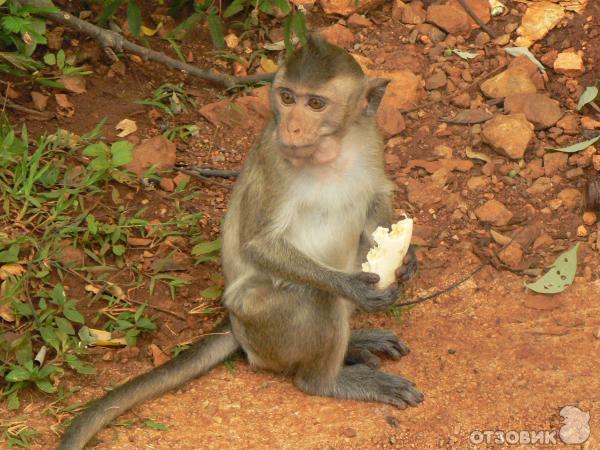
[112,244,125,256]
[292,11,307,46]
[110,141,133,167]
[201,285,222,299]
[206,8,225,49]
[82,142,108,157]
[5,367,31,382]
[224,0,245,18]
[0,243,20,263]
[191,239,221,256]
[144,419,169,430]
[127,1,142,37]
[63,308,85,324]
[90,154,111,171]
[577,86,598,110]
[66,354,96,374]
[56,49,65,69]
[35,378,56,393]
[546,135,600,153]
[51,284,66,304]
[273,0,291,15]
[7,391,20,410]
[452,49,478,60]
[97,0,125,25]
[55,316,75,335]
[525,243,579,294]
[43,52,56,66]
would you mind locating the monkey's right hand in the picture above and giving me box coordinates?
[344,272,401,312]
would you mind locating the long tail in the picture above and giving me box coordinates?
[58,323,239,450]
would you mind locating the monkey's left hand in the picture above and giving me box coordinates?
[394,245,418,283]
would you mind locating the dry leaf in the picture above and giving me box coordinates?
[31,91,49,111]
[116,118,138,137]
[55,93,74,117]
[0,264,25,280]
[466,147,492,163]
[127,237,152,246]
[440,109,493,124]
[260,57,278,73]
[59,76,86,94]
[149,343,170,366]
[85,284,101,295]
[89,328,112,341]
[224,33,239,49]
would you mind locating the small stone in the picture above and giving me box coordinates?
[533,233,553,251]
[467,176,489,191]
[480,66,537,99]
[319,0,375,16]
[548,198,563,210]
[425,71,447,90]
[516,1,564,47]
[159,177,175,192]
[415,23,447,43]
[348,13,372,28]
[394,0,426,24]
[125,135,176,177]
[504,93,562,129]
[593,155,600,171]
[451,92,471,108]
[556,114,580,135]
[433,144,453,159]
[583,212,597,225]
[475,199,513,226]
[102,352,114,361]
[526,177,552,195]
[499,242,523,268]
[553,52,585,77]
[540,49,558,67]
[581,116,600,130]
[341,427,357,438]
[577,225,588,237]
[566,167,584,179]
[543,152,568,176]
[426,3,470,35]
[493,34,510,46]
[557,188,582,210]
[482,113,534,160]
[474,31,490,47]
[31,92,49,111]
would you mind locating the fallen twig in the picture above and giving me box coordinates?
[5,100,55,120]
[177,167,233,189]
[20,0,274,89]
[456,0,497,38]
[175,165,240,178]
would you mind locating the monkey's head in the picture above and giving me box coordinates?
[271,36,389,164]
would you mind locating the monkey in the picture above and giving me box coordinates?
[58,35,423,450]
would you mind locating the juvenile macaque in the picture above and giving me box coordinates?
[58,36,422,450]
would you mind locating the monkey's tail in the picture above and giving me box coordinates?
[57,323,239,450]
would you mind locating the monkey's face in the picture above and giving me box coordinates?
[271,73,366,164]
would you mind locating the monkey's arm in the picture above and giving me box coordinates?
[244,236,400,312]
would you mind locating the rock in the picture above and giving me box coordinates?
[582,116,600,130]
[593,155,600,171]
[407,179,444,209]
[433,144,453,159]
[31,92,49,111]
[524,159,545,180]
[540,49,558,67]
[504,93,562,129]
[566,167,584,179]
[431,167,450,186]
[556,113,580,135]
[475,199,513,226]
[319,0,377,16]
[553,52,585,77]
[480,66,537,99]
[527,177,552,195]
[516,1,565,48]
[451,92,471,108]
[393,0,426,24]
[348,13,373,28]
[482,114,534,160]
[375,70,424,136]
[533,233,553,251]
[377,107,406,137]
[125,135,176,177]
[199,87,271,133]
[508,55,545,91]
[548,198,563,210]
[449,0,490,29]
[148,343,170,367]
[173,172,190,187]
[576,225,588,237]
[557,188,582,210]
[159,177,175,192]
[474,31,490,47]
[415,23,447,43]
[425,71,447,90]
[426,4,470,35]
[493,34,510,46]
[58,76,86,95]
[583,212,597,225]
[499,242,523,268]
[317,24,354,47]
[467,176,489,191]
[543,152,568,177]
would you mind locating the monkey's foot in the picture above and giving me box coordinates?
[346,329,409,368]
[296,364,423,409]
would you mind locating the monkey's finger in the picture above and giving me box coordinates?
[357,272,380,284]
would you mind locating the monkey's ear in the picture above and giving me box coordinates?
[365,78,390,116]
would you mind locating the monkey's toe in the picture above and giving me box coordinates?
[379,375,424,408]
[345,348,381,368]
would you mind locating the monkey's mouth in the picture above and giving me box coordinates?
[279,143,319,159]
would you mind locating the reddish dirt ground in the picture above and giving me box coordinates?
[3,0,600,448]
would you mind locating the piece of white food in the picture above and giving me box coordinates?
[361,218,413,289]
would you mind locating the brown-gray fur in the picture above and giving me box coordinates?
[57,35,422,450]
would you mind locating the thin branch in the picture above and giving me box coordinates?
[175,165,240,178]
[19,0,274,89]
[456,0,497,38]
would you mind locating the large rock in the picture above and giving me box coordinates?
[125,135,176,177]
[317,24,354,48]
[516,1,565,48]
[553,52,585,77]
[426,3,470,35]
[475,199,513,226]
[319,0,378,16]
[480,65,537,99]
[482,114,534,160]
[504,93,562,129]
[407,178,445,209]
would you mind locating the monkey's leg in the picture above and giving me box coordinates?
[294,363,423,409]
[345,329,410,368]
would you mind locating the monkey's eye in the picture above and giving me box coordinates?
[280,90,295,105]
[307,97,326,111]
